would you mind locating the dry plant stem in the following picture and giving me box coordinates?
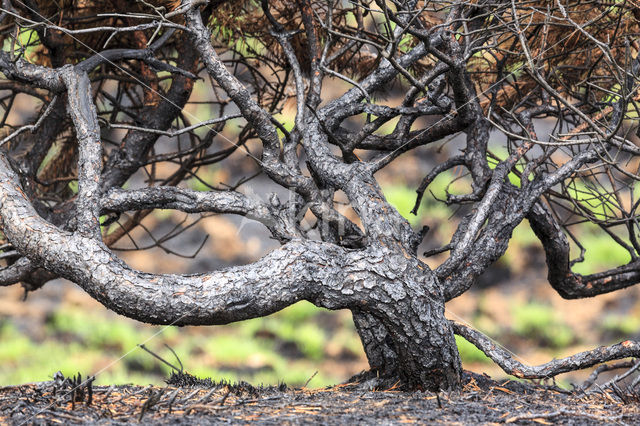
[580,360,638,391]
[184,4,366,246]
[100,27,202,192]
[453,322,640,380]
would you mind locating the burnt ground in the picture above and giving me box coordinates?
[1,371,639,425]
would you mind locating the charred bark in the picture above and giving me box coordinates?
[1,0,639,393]
[0,149,460,389]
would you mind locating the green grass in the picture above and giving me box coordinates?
[381,185,424,226]
[382,173,464,235]
[600,315,640,340]
[0,321,102,385]
[511,302,574,349]
[455,335,492,364]
[383,175,632,277]
[2,296,537,387]
[0,302,356,388]
[571,230,631,275]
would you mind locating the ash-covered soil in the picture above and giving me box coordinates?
[2,372,639,425]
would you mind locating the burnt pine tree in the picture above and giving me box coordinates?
[1,0,640,391]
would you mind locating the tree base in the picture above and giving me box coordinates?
[345,369,409,391]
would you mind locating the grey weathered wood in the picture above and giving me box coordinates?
[1,0,640,391]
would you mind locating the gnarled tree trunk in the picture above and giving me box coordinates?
[3,0,639,394]
[0,149,460,389]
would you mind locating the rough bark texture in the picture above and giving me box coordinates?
[1,0,640,391]
[2,151,461,389]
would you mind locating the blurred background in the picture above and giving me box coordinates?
[2,72,640,390]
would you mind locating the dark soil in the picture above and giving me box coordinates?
[1,371,639,425]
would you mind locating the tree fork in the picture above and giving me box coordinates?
[0,152,461,390]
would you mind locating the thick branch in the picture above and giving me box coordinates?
[0,150,461,393]
[184,4,367,247]
[528,201,640,298]
[6,96,66,188]
[0,257,56,288]
[331,118,464,153]
[303,117,420,250]
[0,51,64,92]
[0,153,342,325]
[437,147,530,279]
[77,48,196,78]
[0,257,33,286]
[59,66,102,238]
[319,42,429,130]
[102,187,297,242]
